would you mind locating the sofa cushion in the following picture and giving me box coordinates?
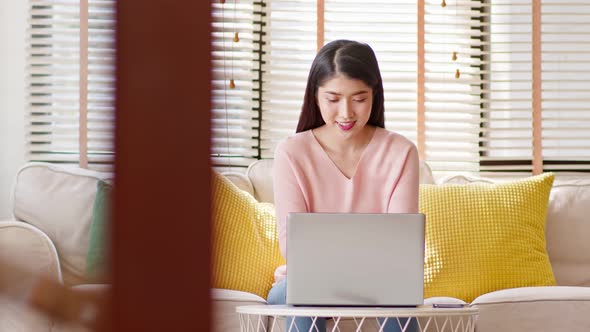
[440,173,590,287]
[212,288,267,332]
[472,286,590,332]
[212,171,285,299]
[12,162,113,286]
[86,180,112,283]
[222,172,255,197]
[246,159,275,203]
[420,173,556,302]
[545,177,590,287]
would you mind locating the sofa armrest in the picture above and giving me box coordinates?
[0,220,62,288]
[0,220,62,332]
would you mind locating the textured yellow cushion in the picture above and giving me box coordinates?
[211,171,285,298]
[420,173,556,303]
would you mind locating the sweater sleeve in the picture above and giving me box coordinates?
[273,141,308,259]
[387,143,420,214]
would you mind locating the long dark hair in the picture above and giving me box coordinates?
[296,40,385,133]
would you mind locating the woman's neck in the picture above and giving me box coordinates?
[312,125,377,155]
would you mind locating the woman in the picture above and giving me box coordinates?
[267,40,419,332]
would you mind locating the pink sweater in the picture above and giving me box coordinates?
[272,127,419,283]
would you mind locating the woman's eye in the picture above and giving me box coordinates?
[353,99,366,103]
[327,99,339,103]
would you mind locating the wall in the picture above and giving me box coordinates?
[0,0,26,218]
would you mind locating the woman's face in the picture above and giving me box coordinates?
[316,74,373,138]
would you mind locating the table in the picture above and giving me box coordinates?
[237,304,478,332]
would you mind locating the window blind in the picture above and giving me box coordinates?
[424,0,484,175]
[227,1,590,175]
[260,0,317,159]
[325,0,419,144]
[479,0,534,174]
[26,0,115,171]
[262,0,420,160]
[541,1,590,171]
[211,0,264,167]
[28,1,590,173]
[263,0,482,175]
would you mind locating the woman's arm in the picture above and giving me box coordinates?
[387,144,420,214]
[273,142,308,258]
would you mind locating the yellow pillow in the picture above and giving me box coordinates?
[211,171,285,299]
[420,173,556,303]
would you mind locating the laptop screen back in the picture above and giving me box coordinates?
[286,213,425,306]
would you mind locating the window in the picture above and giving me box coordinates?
[540,0,590,171]
[29,1,590,174]
[212,0,590,175]
[481,0,590,173]
[482,0,535,172]
[26,0,115,171]
[210,0,265,167]
[261,0,486,176]
[262,0,420,159]
[424,0,483,175]
[261,0,317,159]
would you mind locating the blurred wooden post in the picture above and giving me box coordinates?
[532,0,543,175]
[417,0,426,161]
[113,1,212,331]
[317,0,324,52]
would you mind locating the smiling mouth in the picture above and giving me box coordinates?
[337,121,356,131]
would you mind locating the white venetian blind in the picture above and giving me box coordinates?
[324,0,418,144]
[482,0,534,173]
[261,0,317,159]
[262,0,419,159]
[211,0,263,167]
[223,1,590,173]
[423,0,485,175]
[26,0,115,171]
[262,0,484,176]
[541,1,590,171]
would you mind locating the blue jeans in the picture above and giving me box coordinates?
[266,279,418,332]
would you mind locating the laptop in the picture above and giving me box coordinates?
[286,213,425,307]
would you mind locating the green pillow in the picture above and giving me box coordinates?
[86,180,112,282]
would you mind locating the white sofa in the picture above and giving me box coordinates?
[0,162,112,332]
[217,160,590,332]
[2,161,590,331]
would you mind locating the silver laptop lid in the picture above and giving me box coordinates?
[286,213,425,306]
